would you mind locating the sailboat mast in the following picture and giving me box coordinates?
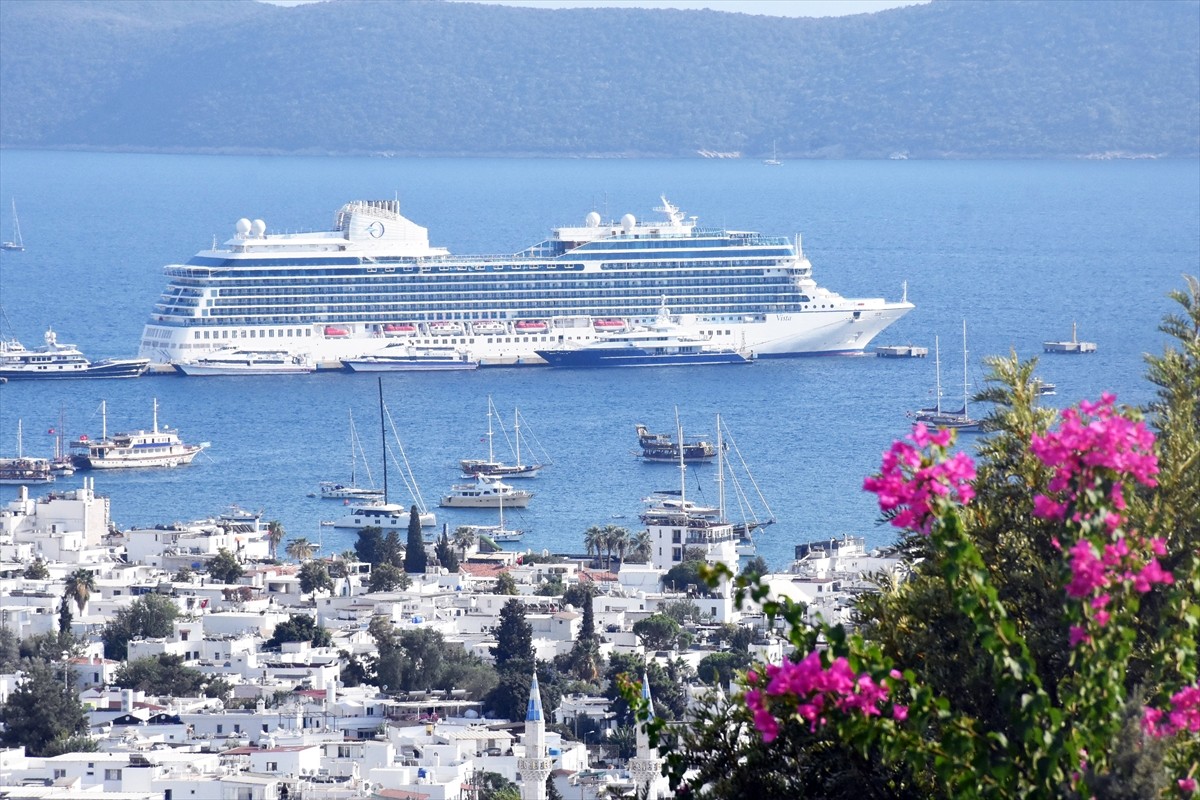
[716,414,725,520]
[378,377,389,504]
[348,409,357,487]
[676,408,686,504]
[16,419,23,457]
[933,336,943,415]
[514,409,522,469]
[486,396,495,463]
[962,320,970,421]
[152,397,159,434]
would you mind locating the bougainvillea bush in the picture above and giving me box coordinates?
[640,278,1199,799]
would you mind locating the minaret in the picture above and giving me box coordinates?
[517,672,553,800]
[627,671,663,800]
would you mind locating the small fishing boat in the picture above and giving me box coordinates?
[439,473,533,508]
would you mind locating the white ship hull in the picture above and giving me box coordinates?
[83,446,204,469]
[331,502,436,529]
[137,198,913,367]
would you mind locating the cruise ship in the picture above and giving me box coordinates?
[138,198,913,366]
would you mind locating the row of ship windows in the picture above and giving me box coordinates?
[170,262,783,285]
[194,329,315,340]
[197,304,783,322]
[202,290,792,310]
[204,276,791,297]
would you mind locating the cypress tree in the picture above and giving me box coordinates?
[403,506,427,574]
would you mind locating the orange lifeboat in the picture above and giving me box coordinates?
[515,320,548,332]
[324,326,350,338]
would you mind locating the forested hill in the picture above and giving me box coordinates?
[0,0,1196,159]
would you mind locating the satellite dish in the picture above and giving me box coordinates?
[251,219,266,238]
[235,218,251,238]
[585,211,601,227]
[621,214,636,233]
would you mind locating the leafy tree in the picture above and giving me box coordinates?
[266,520,286,560]
[339,650,371,688]
[19,629,82,662]
[23,559,49,580]
[102,594,179,661]
[355,526,384,565]
[368,562,411,592]
[660,598,701,624]
[381,530,404,567]
[562,582,598,610]
[740,555,769,581]
[326,557,349,579]
[265,613,333,650]
[632,613,681,651]
[0,627,19,672]
[696,650,752,687]
[114,654,207,696]
[713,622,755,652]
[206,547,244,584]
[534,578,564,596]
[475,771,520,800]
[298,561,334,599]
[604,653,691,724]
[403,506,427,574]
[0,660,89,756]
[494,572,518,595]
[174,565,194,582]
[662,561,708,595]
[58,595,72,635]
[657,284,1200,800]
[41,734,98,757]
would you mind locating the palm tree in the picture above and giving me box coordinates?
[629,530,652,563]
[452,526,477,560]
[63,568,96,615]
[285,537,317,562]
[266,520,286,560]
[601,525,629,571]
[583,525,603,567]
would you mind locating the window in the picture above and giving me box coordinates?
[266,761,278,772]
[216,724,223,734]
[53,769,66,779]
[104,769,122,780]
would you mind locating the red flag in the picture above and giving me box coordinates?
[47,427,56,435]
[79,434,89,441]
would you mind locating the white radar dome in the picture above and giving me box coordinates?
[585,211,601,227]
[621,213,636,233]
[235,218,251,237]
[251,219,266,238]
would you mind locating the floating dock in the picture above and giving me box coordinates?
[875,344,928,358]
[1044,322,1096,354]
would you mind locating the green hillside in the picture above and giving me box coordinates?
[0,0,1196,158]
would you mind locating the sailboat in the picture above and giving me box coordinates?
[459,396,545,478]
[332,378,436,530]
[317,409,383,499]
[461,482,525,543]
[49,404,75,476]
[1,200,24,251]
[0,420,53,484]
[911,321,981,431]
[763,141,782,167]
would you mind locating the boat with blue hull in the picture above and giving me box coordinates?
[535,302,753,368]
[0,328,149,380]
[136,196,912,367]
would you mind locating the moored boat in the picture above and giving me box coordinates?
[439,473,533,509]
[71,399,209,469]
[0,327,149,380]
[174,349,314,376]
[536,302,754,368]
[317,409,382,500]
[342,344,478,372]
[0,457,53,485]
[458,397,545,479]
[635,423,721,463]
[137,197,913,366]
[910,323,981,432]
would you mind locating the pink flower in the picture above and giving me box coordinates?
[1179,777,1196,794]
[1069,626,1091,647]
[864,426,976,535]
[892,704,908,722]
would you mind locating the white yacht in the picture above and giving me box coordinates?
[71,399,209,469]
[439,474,533,509]
[137,197,912,366]
[174,348,314,375]
[0,328,149,380]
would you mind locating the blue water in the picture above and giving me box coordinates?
[0,152,1197,569]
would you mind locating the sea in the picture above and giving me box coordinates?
[0,151,1197,570]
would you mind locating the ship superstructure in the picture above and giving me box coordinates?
[139,197,912,366]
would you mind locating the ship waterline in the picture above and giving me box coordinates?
[139,197,913,366]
